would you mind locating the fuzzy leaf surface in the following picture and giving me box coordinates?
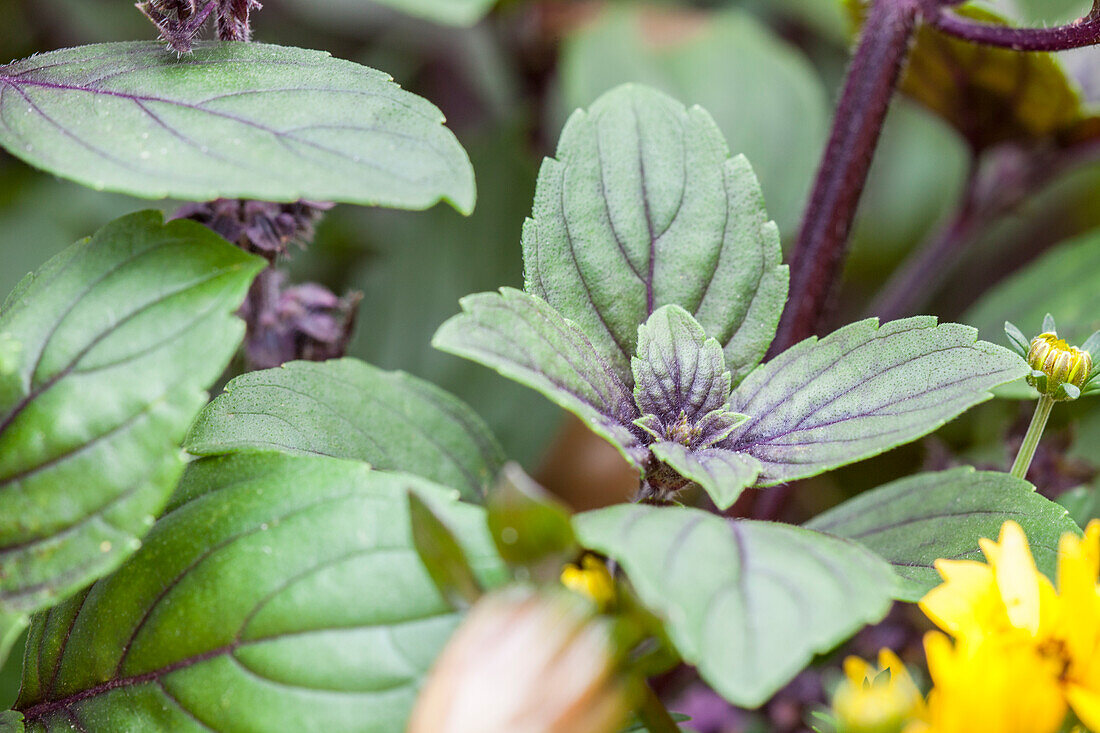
[0,211,261,621]
[433,288,646,469]
[523,84,787,385]
[650,442,759,511]
[806,468,1081,601]
[724,317,1027,485]
[15,452,506,732]
[574,505,894,707]
[0,42,475,212]
[632,305,730,427]
[185,358,504,502]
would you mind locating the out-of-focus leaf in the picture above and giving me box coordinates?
[806,467,1080,601]
[15,452,506,732]
[488,464,578,581]
[574,505,894,707]
[281,0,495,27]
[964,228,1100,398]
[847,1,1092,148]
[557,6,827,234]
[0,42,475,212]
[1058,483,1100,528]
[0,711,22,733]
[408,491,483,608]
[361,0,496,26]
[1070,409,1100,467]
[185,358,504,502]
[526,83,787,385]
[723,317,1027,485]
[323,128,560,467]
[433,288,646,469]
[0,211,261,630]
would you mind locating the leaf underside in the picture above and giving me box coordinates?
[15,452,506,732]
[522,83,787,386]
[432,287,647,469]
[574,504,894,707]
[805,467,1081,601]
[0,211,262,619]
[185,358,505,502]
[0,42,475,212]
[723,317,1028,486]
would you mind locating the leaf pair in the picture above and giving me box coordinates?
[0,212,263,660]
[436,84,1028,509]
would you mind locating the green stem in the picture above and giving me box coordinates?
[635,682,679,733]
[1010,395,1055,480]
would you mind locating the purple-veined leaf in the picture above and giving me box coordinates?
[805,467,1080,601]
[0,211,262,661]
[432,288,647,470]
[523,84,787,386]
[724,317,1027,485]
[574,505,894,707]
[0,42,475,212]
[650,442,759,510]
[14,452,506,732]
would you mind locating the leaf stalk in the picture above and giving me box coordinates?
[635,681,680,733]
[1010,395,1055,480]
[927,8,1100,51]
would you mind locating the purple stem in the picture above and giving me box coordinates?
[771,0,920,354]
[928,7,1100,51]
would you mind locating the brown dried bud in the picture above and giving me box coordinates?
[407,587,632,733]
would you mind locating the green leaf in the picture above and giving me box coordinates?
[724,317,1027,485]
[408,491,483,609]
[574,505,894,707]
[185,358,504,502]
[632,305,731,426]
[487,464,578,581]
[0,711,22,733]
[433,287,646,469]
[965,228,1100,398]
[1058,484,1100,530]
[556,6,828,235]
[15,452,506,731]
[525,83,788,386]
[847,2,1091,149]
[650,442,760,511]
[0,42,475,213]
[805,468,1081,602]
[0,211,261,623]
[359,0,496,25]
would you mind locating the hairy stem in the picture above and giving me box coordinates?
[771,0,919,353]
[927,8,1100,51]
[1010,395,1055,480]
[636,681,680,733]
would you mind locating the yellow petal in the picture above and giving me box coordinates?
[989,521,1042,634]
[1067,683,1100,732]
[920,560,1001,638]
[843,655,872,686]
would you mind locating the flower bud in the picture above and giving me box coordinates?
[832,650,924,733]
[1027,333,1093,400]
[561,555,616,611]
[407,587,631,733]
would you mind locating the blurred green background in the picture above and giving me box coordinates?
[3,0,1100,723]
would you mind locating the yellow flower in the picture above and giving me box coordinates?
[833,649,925,733]
[561,554,616,611]
[916,520,1100,732]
